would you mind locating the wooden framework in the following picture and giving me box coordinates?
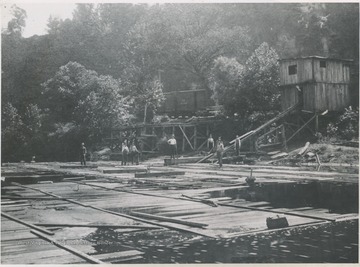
[105,120,222,153]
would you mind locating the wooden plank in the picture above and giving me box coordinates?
[1,212,54,235]
[129,211,208,228]
[35,223,160,229]
[1,200,29,205]
[60,165,98,169]
[30,230,105,264]
[95,250,144,262]
[219,203,336,222]
[164,156,204,166]
[135,171,185,178]
[103,168,147,174]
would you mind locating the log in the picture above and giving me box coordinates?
[30,230,105,264]
[129,211,208,228]
[1,212,54,235]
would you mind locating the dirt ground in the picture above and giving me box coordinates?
[273,142,359,165]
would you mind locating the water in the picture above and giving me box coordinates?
[86,219,358,263]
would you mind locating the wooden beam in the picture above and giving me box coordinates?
[102,168,147,174]
[129,211,208,228]
[299,116,315,135]
[35,223,160,229]
[179,125,194,150]
[134,171,185,178]
[60,165,98,169]
[286,114,316,143]
[96,250,144,262]
[219,203,336,222]
[30,230,105,264]
[1,212,54,235]
[191,128,196,149]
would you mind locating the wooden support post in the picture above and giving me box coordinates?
[194,126,197,149]
[282,124,287,151]
[181,126,185,152]
[30,230,105,264]
[315,114,319,132]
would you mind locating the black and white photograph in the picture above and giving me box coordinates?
[1,1,359,264]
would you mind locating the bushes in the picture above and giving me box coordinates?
[326,106,359,140]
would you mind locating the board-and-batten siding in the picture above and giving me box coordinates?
[279,59,313,85]
[303,83,351,112]
[280,86,298,110]
[280,58,351,112]
[313,59,350,83]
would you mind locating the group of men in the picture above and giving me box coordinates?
[80,133,242,168]
[121,140,140,165]
[79,140,140,166]
[168,133,241,167]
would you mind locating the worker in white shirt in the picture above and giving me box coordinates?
[167,134,177,160]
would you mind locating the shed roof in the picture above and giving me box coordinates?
[279,56,353,63]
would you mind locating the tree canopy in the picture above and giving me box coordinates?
[2,3,359,161]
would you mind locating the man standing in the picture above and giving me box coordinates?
[235,135,241,156]
[167,134,177,160]
[80,143,87,166]
[130,142,140,165]
[216,137,224,168]
[207,134,214,153]
[121,141,129,166]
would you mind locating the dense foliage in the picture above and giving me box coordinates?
[2,3,359,161]
[326,106,359,140]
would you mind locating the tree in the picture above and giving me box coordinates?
[5,5,27,36]
[42,62,133,145]
[211,43,281,123]
[1,103,25,161]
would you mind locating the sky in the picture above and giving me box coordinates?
[1,1,357,38]
[1,2,76,37]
